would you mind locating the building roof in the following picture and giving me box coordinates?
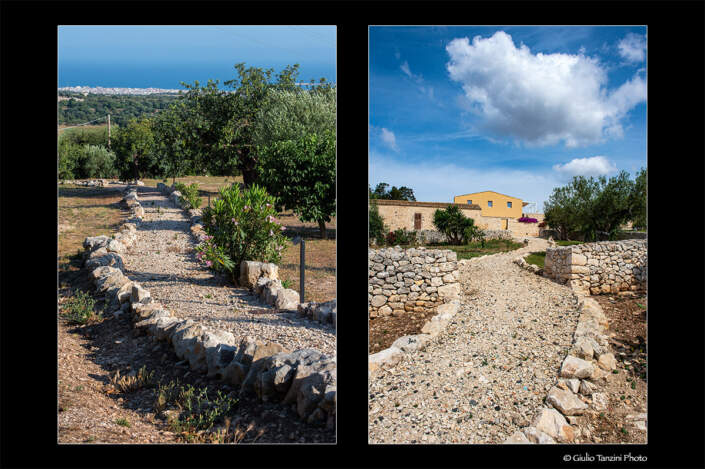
[454,190,529,204]
[370,199,481,210]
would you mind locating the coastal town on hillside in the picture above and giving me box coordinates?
[59,85,183,95]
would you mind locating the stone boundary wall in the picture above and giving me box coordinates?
[413,229,514,245]
[81,184,336,428]
[543,240,646,296]
[368,247,460,319]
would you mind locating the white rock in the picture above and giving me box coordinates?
[523,426,556,444]
[392,334,431,353]
[546,386,588,416]
[559,355,595,379]
[369,347,403,373]
[532,407,575,443]
[591,392,609,411]
[597,352,617,371]
[503,430,532,444]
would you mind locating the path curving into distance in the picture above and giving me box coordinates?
[368,238,580,444]
[119,185,336,358]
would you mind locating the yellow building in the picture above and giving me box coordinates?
[453,191,528,219]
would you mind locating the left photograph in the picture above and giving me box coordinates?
[57,25,336,444]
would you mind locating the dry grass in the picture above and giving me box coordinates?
[58,185,126,291]
[278,239,336,303]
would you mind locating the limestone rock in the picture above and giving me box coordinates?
[503,430,532,444]
[369,347,403,373]
[559,355,595,379]
[274,288,300,311]
[558,378,581,394]
[437,283,460,300]
[523,426,557,444]
[546,386,588,416]
[591,392,609,411]
[532,407,575,443]
[597,352,617,371]
[392,334,431,353]
[130,284,152,304]
[579,380,598,396]
[370,295,387,308]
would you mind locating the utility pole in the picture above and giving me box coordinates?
[107,114,111,149]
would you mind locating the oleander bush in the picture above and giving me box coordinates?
[200,184,287,281]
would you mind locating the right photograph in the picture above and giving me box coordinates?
[368,26,647,444]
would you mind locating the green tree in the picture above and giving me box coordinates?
[113,118,156,181]
[153,101,192,184]
[544,171,644,241]
[369,182,416,201]
[630,168,647,230]
[433,205,474,245]
[180,63,300,185]
[368,200,386,245]
[253,86,336,149]
[256,131,336,239]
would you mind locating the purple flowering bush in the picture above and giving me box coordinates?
[199,183,288,281]
[518,217,538,223]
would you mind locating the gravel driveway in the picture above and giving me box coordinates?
[368,238,579,444]
[120,185,336,358]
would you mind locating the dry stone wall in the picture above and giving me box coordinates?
[368,246,460,318]
[543,240,646,296]
[81,184,336,428]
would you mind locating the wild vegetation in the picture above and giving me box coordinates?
[58,92,178,127]
[368,182,416,201]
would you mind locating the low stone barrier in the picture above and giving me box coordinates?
[368,247,460,319]
[503,296,627,444]
[369,300,462,374]
[80,185,337,428]
[513,255,543,275]
[543,240,646,296]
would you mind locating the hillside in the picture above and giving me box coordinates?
[58,92,179,127]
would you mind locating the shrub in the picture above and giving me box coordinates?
[368,201,386,245]
[61,289,96,324]
[200,184,287,281]
[173,182,202,209]
[463,225,486,247]
[385,228,417,246]
[433,205,474,245]
[57,142,117,179]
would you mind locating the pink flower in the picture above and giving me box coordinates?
[196,252,203,260]
[266,203,272,208]
[231,218,238,225]
[243,205,250,211]
[280,226,286,231]
[205,260,212,267]
[269,230,274,236]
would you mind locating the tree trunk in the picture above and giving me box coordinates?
[238,147,258,188]
[318,220,327,240]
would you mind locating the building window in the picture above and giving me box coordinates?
[467,200,472,205]
[414,213,422,230]
[507,201,512,208]
[488,200,493,207]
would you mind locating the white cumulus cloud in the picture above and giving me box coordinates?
[552,155,618,179]
[445,31,646,147]
[617,33,646,63]
[379,128,399,151]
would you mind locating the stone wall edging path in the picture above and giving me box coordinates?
[81,183,336,428]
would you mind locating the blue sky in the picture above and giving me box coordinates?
[58,26,336,88]
[369,26,646,212]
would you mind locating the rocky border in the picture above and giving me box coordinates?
[513,253,543,276]
[81,184,336,429]
[502,294,646,444]
[368,300,461,374]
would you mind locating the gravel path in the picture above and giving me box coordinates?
[121,186,336,358]
[368,238,580,444]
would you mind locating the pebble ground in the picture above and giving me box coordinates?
[368,238,580,444]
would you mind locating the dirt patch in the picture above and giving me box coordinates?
[279,239,336,303]
[587,293,647,443]
[58,314,335,443]
[368,312,430,355]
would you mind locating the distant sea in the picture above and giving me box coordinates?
[58,61,336,90]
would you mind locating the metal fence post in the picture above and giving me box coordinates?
[300,239,305,303]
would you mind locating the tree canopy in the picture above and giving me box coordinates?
[544,169,647,241]
[369,182,416,201]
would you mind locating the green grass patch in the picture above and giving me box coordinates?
[60,289,98,324]
[524,251,546,269]
[431,238,524,260]
[555,240,583,246]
